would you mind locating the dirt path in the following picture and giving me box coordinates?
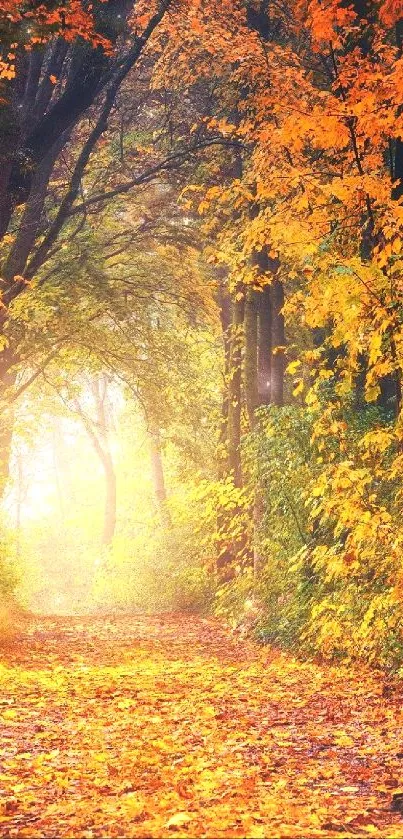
[0,614,403,838]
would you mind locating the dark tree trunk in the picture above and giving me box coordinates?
[375,130,403,415]
[381,18,403,414]
[353,352,367,410]
[244,287,259,429]
[392,138,403,201]
[271,278,285,407]
[217,276,232,471]
[253,250,284,408]
[216,276,238,580]
[0,91,20,238]
[248,251,275,582]
[0,161,14,240]
[258,284,272,405]
[3,138,66,284]
[228,292,244,487]
[0,342,18,496]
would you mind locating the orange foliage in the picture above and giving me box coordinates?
[0,0,111,80]
[1,615,403,837]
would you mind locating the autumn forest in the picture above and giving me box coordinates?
[1,0,403,836]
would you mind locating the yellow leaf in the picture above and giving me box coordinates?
[392,237,401,254]
[166,812,196,828]
[287,359,302,375]
[123,794,145,818]
[365,385,380,402]
[2,709,17,720]
[293,380,304,396]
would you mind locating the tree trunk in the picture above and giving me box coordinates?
[249,253,274,583]
[384,20,403,414]
[253,491,265,581]
[244,287,259,429]
[74,375,117,546]
[92,377,117,547]
[149,423,171,528]
[0,161,14,241]
[271,278,285,407]
[215,276,237,579]
[217,276,232,474]
[0,342,18,497]
[3,137,66,284]
[0,101,20,238]
[102,454,117,546]
[228,292,244,487]
[258,284,272,405]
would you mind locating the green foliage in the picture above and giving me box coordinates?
[0,524,19,599]
[213,406,316,644]
[0,522,25,636]
[214,569,254,627]
[247,406,313,559]
[212,402,403,670]
[92,520,215,615]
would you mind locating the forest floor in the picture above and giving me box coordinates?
[1,616,403,838]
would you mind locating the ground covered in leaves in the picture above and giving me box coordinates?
[1,615,403,837]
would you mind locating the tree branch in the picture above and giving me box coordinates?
[67,138,245,218]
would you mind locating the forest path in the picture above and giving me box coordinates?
[0,614,403,838]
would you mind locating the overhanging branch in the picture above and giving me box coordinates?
[67,138,246,217]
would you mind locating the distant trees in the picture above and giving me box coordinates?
[73,375,117,546]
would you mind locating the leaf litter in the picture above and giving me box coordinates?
[0,614,402,837]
